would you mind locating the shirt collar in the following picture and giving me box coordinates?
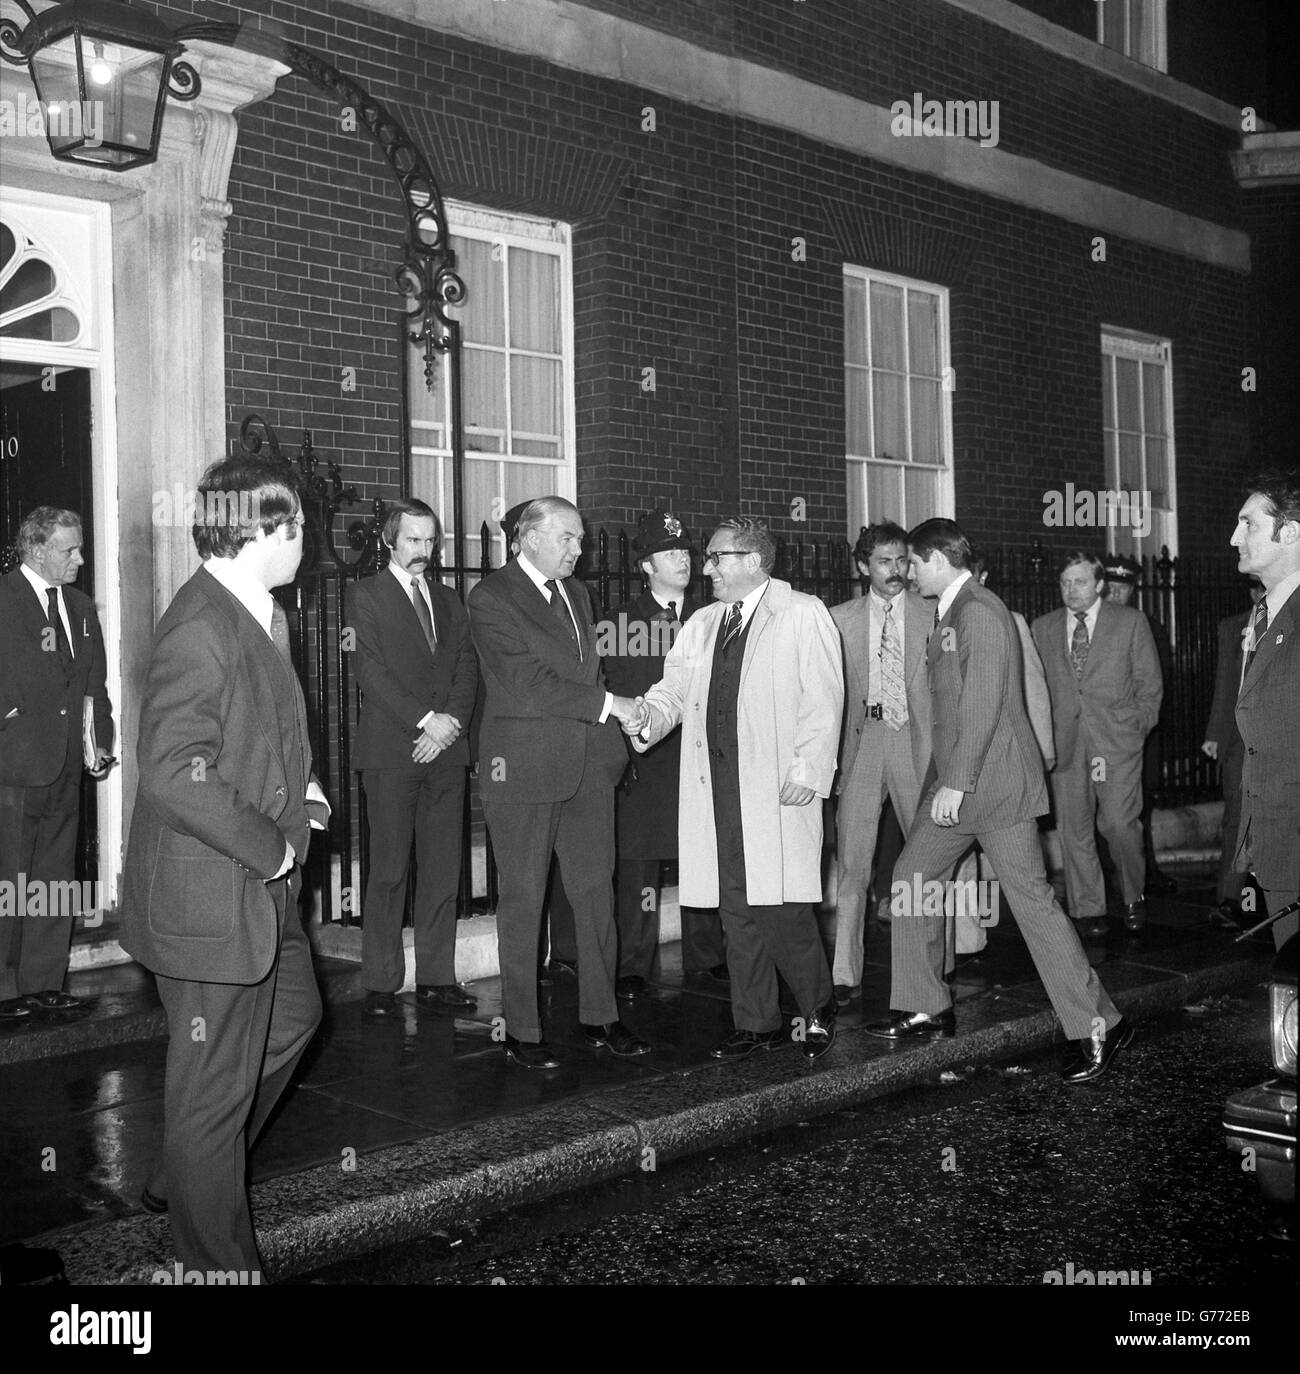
[1263,566,1300,622]
[937,569,972,620]
[388,558,424,594]
[19,562,58,603]
[203,556,275,637]
[868,586,904,614]
[517,551,560,597]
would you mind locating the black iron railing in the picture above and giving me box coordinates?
[286,524,1247,927]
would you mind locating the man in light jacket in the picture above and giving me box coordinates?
[632,517,843,1060]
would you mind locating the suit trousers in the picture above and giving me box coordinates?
[614,858,726,978]
[0,764,80,1001]
[891,815,1118,1040]
[482,750,618,1039]
[152,876,321,1277]
[833,719,922,987]
[360,764,465,991]
[1051,737,1145,916]
[1216,736,1246,905]
[713,779,831,1032]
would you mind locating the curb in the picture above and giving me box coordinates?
[37,947,1269,1284]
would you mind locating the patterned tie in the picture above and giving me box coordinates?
[46,588,74,670]
[410,576,436,654]
[1240,596,1269,691]
[721,600,743,653]
[544,579,581,659]
[1070,611,1090,678]
[880,598,907,730]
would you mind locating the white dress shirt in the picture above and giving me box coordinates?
[20,562,76,656]
[517,552,612,721]
[868,588,906,695]
[936,569,973,622]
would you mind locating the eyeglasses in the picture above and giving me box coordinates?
[703,549,750,568]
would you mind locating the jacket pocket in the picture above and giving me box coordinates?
[148,854,245,942]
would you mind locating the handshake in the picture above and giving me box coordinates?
[610,695,651,736]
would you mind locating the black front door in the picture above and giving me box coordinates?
[0,362,99,885]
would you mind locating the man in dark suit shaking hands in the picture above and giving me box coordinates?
[0,507,114,1021]
[469,496,651,1068]
[121,457,328,1280]
[347,499,478,1017]
[867,519,1130,1084]
[1230,469,1300,949]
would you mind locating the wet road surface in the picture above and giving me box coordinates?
[306,988,1293,1287]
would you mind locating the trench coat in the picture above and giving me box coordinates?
[636,578,843,907]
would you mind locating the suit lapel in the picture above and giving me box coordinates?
[903,591,929,688]
[739,581,778,691]
[1239,594,1296,701]
[5,570,51,645]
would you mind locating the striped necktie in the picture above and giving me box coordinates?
[721,600,743,653]
[1240,596,1269,691]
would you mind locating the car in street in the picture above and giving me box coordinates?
[1223,933,1297,1240]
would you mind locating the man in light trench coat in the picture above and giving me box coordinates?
[630,517,844,1060]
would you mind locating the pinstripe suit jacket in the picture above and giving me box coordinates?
[928,578,1047,835]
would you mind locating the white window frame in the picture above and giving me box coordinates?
[1100,326,1177,558]
[1096,0,1167,73]
[408,201,576,569]
[843,264,954,536]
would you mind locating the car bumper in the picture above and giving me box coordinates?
[1224,1078,1297,1207]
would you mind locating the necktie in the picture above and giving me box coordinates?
[880,599,907,730]
[410,576,436,654]
[46,588,73,670]
[721,601,743,653]
[544,579,581,659]
[1070,611,1090,678]
[1241,596,1269,690]
[666,600,679,622]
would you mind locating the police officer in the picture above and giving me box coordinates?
[603,510,725,995]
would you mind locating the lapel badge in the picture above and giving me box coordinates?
[1276,634,1284,645]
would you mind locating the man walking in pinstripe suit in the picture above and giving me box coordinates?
[866,519,1131,1084]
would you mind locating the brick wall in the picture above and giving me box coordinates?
[143,0,1255,562]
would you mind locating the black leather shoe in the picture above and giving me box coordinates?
[1145,872,1178,897]
[800,1000,837,1059]
[1074,915,1111,940]
[710,1027,785,1059]
[615,975,648,999]
[1120,900,1147,934]
[1207,899,1245,930]
[581,1020,652,1057]
[23,990,83,1011]
[833,983,860,1007]
[362,991,398,1018]
[0,998,32,1022]
[546,956,578,978]
[416,983,477,1010]
[1060,1016,1134,1083]
[865,1009,955,1041]
[502,1035,561,1069]
[140,1186,169,1215]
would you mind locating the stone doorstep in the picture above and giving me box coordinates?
[34,951,1270,1286]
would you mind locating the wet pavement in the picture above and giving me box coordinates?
[304,992,1290,1286]
[0,861,1283,1285]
